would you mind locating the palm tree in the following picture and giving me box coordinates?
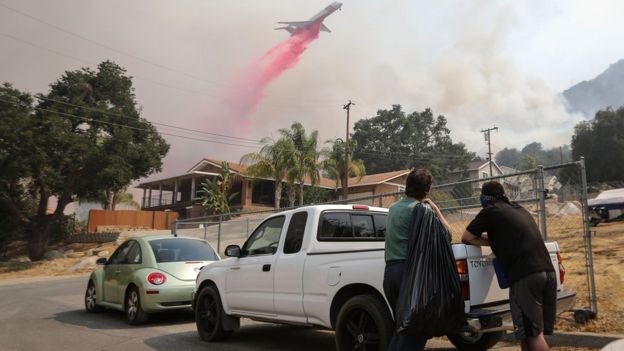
[240,137,296,209]
[321,138,366,192]
[200,161,239,215]
[278,122,321,206]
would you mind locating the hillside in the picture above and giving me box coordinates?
[562,59,624,117]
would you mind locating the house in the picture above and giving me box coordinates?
[448,160,504,190]
[137,157,411,219]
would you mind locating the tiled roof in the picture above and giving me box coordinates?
[347,169,411,187]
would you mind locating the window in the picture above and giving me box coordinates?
[482,172,489,179]
[108,241,133,265]
[243,216,285,256]
[319,213,352,239]
[352,214,375,238]
[149,239,218,263]
[318,212,387,241]
[283,212,308,254]
[373,214,387,238]
[126,241,142,264]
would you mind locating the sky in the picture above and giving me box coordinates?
[2,0,624,181]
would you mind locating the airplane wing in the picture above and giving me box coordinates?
[277,21,312,28]
[320,23,331,32]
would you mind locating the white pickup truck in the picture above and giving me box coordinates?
[192,204,576,350]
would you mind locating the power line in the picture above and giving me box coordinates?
[34,95,262,144]
[0,1,343,106]
[0,97,261,149]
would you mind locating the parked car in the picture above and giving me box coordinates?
[84,235,219,324]
[588,188,624,226]
[193,204,576,350]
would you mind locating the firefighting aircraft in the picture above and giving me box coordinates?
[275,2,342,35]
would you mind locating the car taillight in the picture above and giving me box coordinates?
[556,253,565,284]
[147,272,166,285]
[456,259,470,301]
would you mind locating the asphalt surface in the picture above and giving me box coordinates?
[0,276,468,351]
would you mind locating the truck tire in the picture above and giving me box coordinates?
[335,294,393,351]
[195,285,233,342]
[447,328,503,351]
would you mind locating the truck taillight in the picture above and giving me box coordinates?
[557,253,565,284]
[456,259,470,301]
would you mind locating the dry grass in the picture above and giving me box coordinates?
[0,241,118,280]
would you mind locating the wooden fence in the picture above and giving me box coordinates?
[87,210,178,233]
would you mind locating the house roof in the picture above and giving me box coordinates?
[347,169,411,187]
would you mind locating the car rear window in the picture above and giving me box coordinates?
[149,239,218,263]
[318,211,386,241]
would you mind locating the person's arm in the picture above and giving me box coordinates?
[423,198,452,240]
[461,230,490,246]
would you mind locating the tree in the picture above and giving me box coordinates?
[321,138,366,189]
[201,162,238,215]
[240,137,296,209]
[278,122,321,206]
[351,105,474,180]
[572,107,624,182]
[495,148,521,168]
[0,61,169,260]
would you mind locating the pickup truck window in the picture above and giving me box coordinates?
[243,216,286,256]
[284,212,308,254]
[318,211,386,241]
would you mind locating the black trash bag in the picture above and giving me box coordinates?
[394,203,465,337]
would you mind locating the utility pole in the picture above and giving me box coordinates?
[480,126,499,176]
[343,100,355,200]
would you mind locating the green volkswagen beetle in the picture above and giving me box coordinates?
[84,235,219,324]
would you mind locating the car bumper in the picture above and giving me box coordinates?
[466,290,577,333]
[141,283,195,312]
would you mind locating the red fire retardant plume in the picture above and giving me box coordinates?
[223,22,322,133]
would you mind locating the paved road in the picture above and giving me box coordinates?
[0,276,470,351]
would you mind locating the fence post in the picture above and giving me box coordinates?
[378,194,383,207]
[203,222,207,240]
[172,219,177,237]
[579,157,598,316]
[537,165,548,241]
[246,218,250,238]
[217,214,222,254]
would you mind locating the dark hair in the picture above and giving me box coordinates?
[481,181,505,197]
[405,168,433,199]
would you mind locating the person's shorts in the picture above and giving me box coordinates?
[510,271,557,340]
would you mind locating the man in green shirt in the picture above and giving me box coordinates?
[383,168,451,350]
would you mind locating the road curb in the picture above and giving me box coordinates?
[502,331,624,348]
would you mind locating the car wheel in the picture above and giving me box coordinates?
[195,285,232,342]
[84,280,103,313]
[447,328,503,350]
[125,286,149,325]
[335,294,393,351]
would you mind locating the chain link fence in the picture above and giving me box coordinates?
[173,160,597,321]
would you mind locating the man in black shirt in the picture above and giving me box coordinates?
[461,181,556,351]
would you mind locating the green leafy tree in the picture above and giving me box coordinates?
[241,137,296,209]
[351,105,474,180]
[495,148,521,168]
[0,61,169,260]
[201,162,239,215]
[572,107,624,182]
[278,122,321,206]
[321,138,366,189]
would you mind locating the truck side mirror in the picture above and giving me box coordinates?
[225,245,242,258]
[96,257,107,265]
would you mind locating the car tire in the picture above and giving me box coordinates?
[195,285,232,342]
[447,328,503,351]
[125,286,149,325]
[84,280,103,313]
[335,294,393,351]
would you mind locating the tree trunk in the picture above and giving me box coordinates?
[288,181,296,208]
[26,220,52,261]
[299,177,305,206]
[274,181,282,209]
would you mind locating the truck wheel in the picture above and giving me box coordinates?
[335,294,393,351]
[447,328,503,351]
[195,285,232,342]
